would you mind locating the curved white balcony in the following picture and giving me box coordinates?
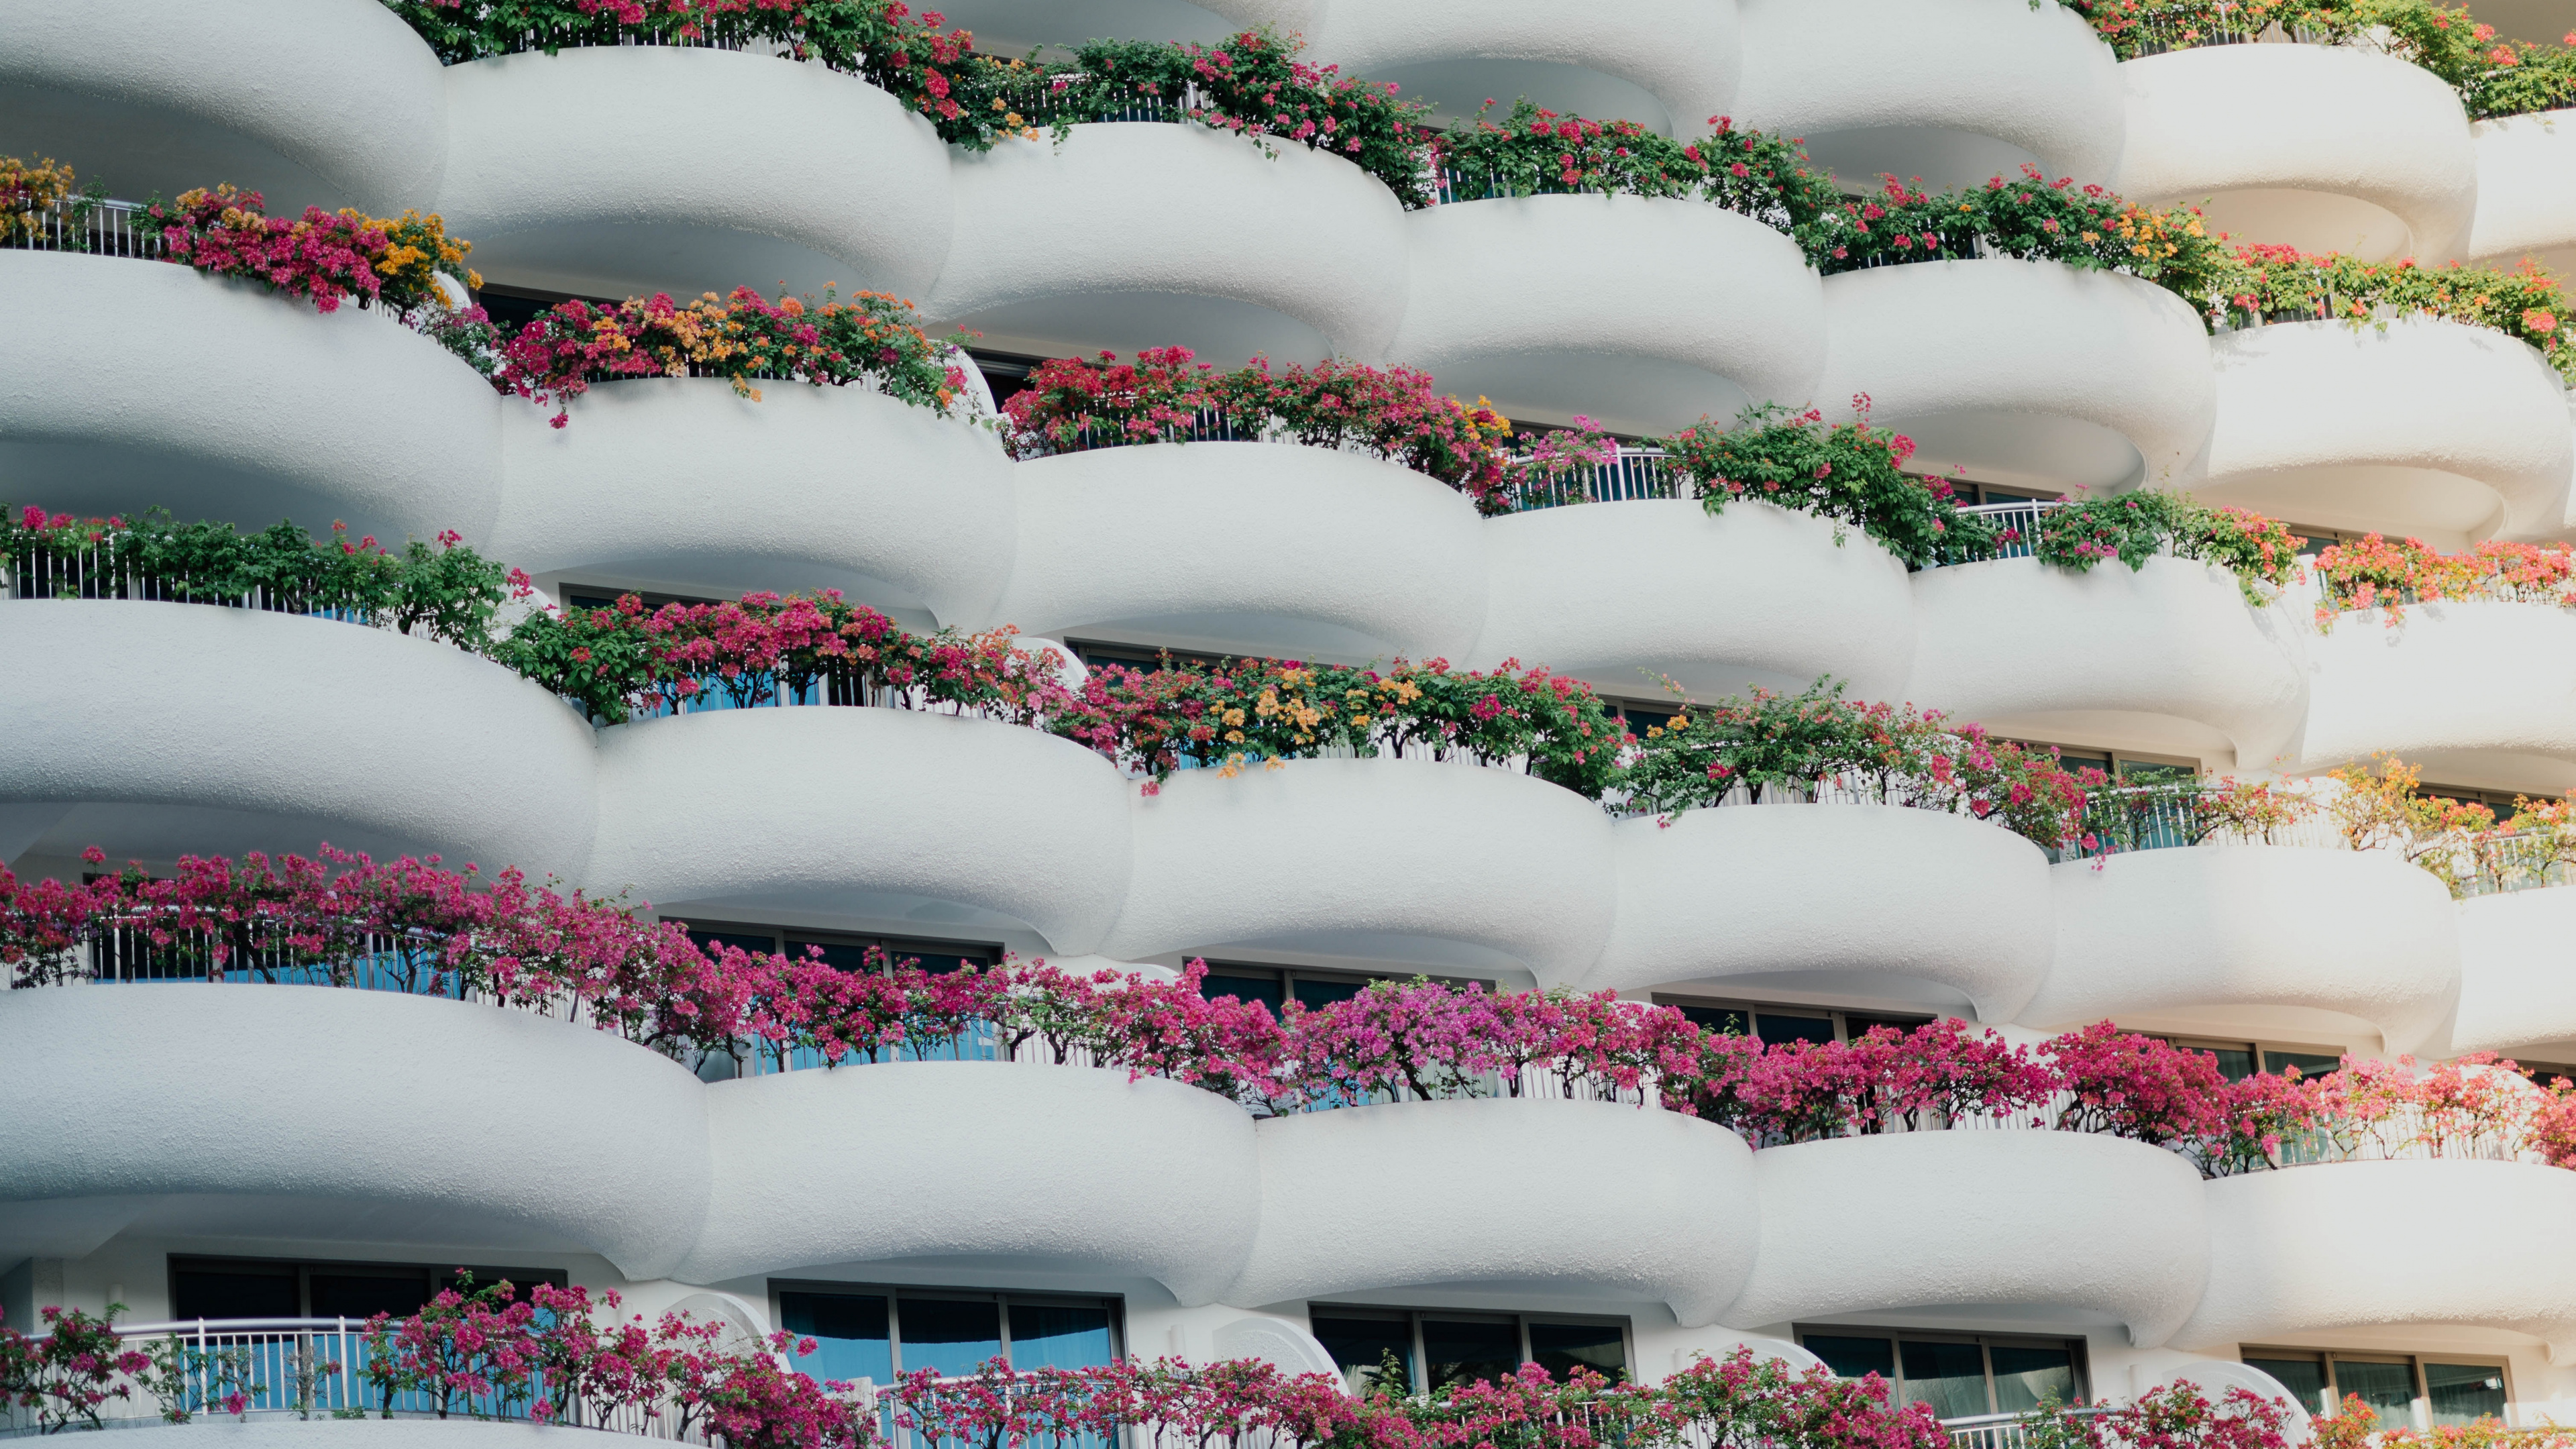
[2467,108,2576,274]
[2027,847,2461,1053]
[1225,1099,1758,1322]
[1907,556,2308,768]
[0,0,447,215]
[1815,260,2216,493]
[2112,44,2476,261]
[1383,196,1825,435]
[1095,758,1618,978]
[0,251,505,545]
[2295,600,2576,791]
[2198,317,2575,546]
[1719,1131,2210,1346]
[980,442,1489,660]
[1733,0,2123,190]
[2454,888,2576,1058]
[2175,1161,2576,1362]
[0,602,598,877]
[585,708,1134,955]
[433,48,955,301]
[490,380,1015,622]
[1300,0,1741,140]
[0,986,706,1277]
[1585,804,2055,1023]
[1468,499,1916,702]
[926,124,1409,368]
[680,1061,1259,1301]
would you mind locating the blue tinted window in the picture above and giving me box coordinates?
[781,1292,892,1387]
[900,1297,1003,1377]
[1292,977,1365,1009]
[1203,971,1285,1010]
[1807,1335,1895,1380]
[1010,1302,1115,1370]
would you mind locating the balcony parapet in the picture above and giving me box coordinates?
[2467,106,2576,272]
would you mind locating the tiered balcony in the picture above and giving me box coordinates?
[2467,105,2576,274]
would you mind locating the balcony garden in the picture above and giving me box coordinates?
[2313,534,2576,626]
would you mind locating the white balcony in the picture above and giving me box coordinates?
[2454,887,2576,1058]
[2467,107,2576,274]
[2296,600,2576,792]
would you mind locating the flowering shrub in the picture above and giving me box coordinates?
[2074,773,2322,856]
[0,1305,152,1433]
[2212,244,2576,383]
[1617,678,2104,851]
[1649,398,1996,569]
[2023,1383,2296,1449]
[997,348,1516,509]
[2030,491,2306,605]
[2314,533,2576,626]
[3,505,517,649]
[492,286,972,426]
[1813,168,2233,300]
[0,154,95,244]
[488,589,1064,727]
[1048,655,1625,796]
[1436,102,1844,233]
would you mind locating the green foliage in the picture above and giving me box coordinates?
[2033,490,2310,604]
[1648,401,1999,570]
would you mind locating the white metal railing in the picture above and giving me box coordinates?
[1943,1407,2112,1449]
[1,192,166,259]
[1943,498,2067,564]
[1505,445,1682,511]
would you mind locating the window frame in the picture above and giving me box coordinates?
[767,1279,1126,1381]
[1306,1304,1634,1391]
[1794,1325,2092,1417]
[1651,994,1937,1046]
[167,1253,569,1322]
[2157,1034,2352,1081]
[678,920,1005,973]
[2237,1346,2518,1430]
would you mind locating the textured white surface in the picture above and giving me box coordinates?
[433,49,954,301]
[1303,0,1741,139]
[1733,0,2122,186]
[0,602,598,877]
[586,710,1135,955]
[1721,1131,2212,1346]
[2031,848,2461,1051]
[0,987,708,1278]
[1470,500,1916,700]
[2198,318,2575,541]
[1815,261,2216,491]
[2113,44,2476,260]
[1226,1099,1758,1322]
[1586,806,2055,1023]
[492,380,1014,620]
[0,0,447,213]
[680,1061,1260,1301]
[984,443,1489,657]
[1907,557,2309,767]
[2454,889,2576,1056]
[1384,196,1825,434]
[1097,759,1618,977]
[2467,108,2576,268]
[0,252,505,543]
[2296,602,2576,776]
[927,125,1409,361]
[2175,1161,2576,1362]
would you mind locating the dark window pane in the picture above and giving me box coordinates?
[1528,1322,1625,1383]
[1009,1302,1115,1371]
[788,940,881,973]
[2118,761,2196,783]
[309,1271,433,1320]
[1989,1346,2075,1414]
[1899,1340,1990,1419]
[2057,753,2112,776]
[1680,1005,1752,1036]
[1291,977,1365,1010]
[2204,1048,2257,1082]
[2424,1364,2507,1427]
[1422,1318,1519,1391]
[1312,1315,1413,1395]
[2332,1360,2418,1428]
[1621,706,1676,736]
[1754,1012,1836,1046]
[782,1293,892,1387]
[2245,1358,2331,1419]
[691,928,780,959]
[172,1264,299,1321]
[1844,1014,1933,1039]
[2264,1050,2345,1079]
[1807,1336,1896,1381]
[1202,971,1285,1011]
[899,1297,1003,1377]
[904,951,991,976]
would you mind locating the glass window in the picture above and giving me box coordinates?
[1291,976,1366,1009]
[692,927,782,957]
[2424,1363,2507,1427]
[1527,1322,1626,1383]
[900,1297,1004,1377]
[1898,1340,1992,1419]
[2265,1050,2345,1079]
[172,1263,298,1321]
[309,1270,433,1320]
[1990,1346,2076,1414]
[1806,1336,1897,1381]
[2332,1360,2418,1428]
[1201,969,1285,1011]
[1755,1012,1837,1046]
[1312,1314,1413,1394]
[2205,1048,2258,1081]
[1844,1013,1933,1040]
[782,1292,893,1387]
[1678,1004,1752,1036]
[1008,1302,1116,1372]
[2245,1358,2331,1418]
[2117,760,2196,783]
[787,939,881,973]
[1421,1318,1520,1391]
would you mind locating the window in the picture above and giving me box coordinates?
[2159,1036,2349,1083]
[1950,482,2064,509]
[1066,640,1234,674]
[1200,961,1480,1012]
[774,1285,1120,1385]
[561,586,722,613]
[2241,1351,2513,1429]
[1600,698,1678,739]
[2004,743,2204,782]
[967,348,1050,408]
[1309,1307,1630,1394]
[1801,1330,2085,1418]
[1655,996,1935,1046]
[681,922,1001,977]
[170,1256,567,1322]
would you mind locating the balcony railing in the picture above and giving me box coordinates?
[2,536,385,623]
[1943,498,2065,563]
[1504,445,1686,511]
[1943,1407,2112,1449]
[2,192,166,259]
